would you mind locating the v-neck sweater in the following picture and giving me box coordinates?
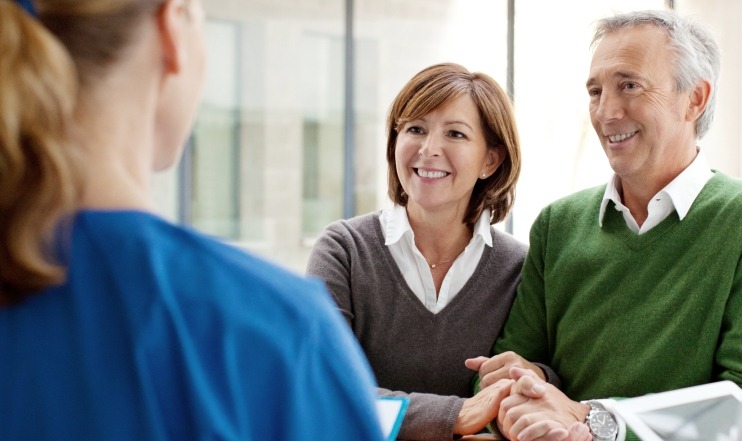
[495,172,742,404]
[307,212,527,440]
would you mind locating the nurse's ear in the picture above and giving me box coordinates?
[155,0,189,75]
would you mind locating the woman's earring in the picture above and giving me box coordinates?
[481,173,487,178]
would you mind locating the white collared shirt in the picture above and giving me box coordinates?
[599,149,713,234]
[379,205,492,314]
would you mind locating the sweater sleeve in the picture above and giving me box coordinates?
[492,206,551,363]
[717,252,742,385]
[306,221,354,326]
[378,387,465,441]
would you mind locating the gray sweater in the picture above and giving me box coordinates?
[306,212,527,440]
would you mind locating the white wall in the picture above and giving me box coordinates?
[677,0,742,177]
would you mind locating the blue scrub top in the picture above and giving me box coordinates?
[0,210,384,441]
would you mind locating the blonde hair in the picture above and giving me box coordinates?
[0,2,78,305]
[0,0,163,305]
[386,63,521,227]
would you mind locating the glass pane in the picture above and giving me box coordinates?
[191,20,241,239]
[301,32,344,237]
[184,2,346,271]
[165,1,507,272]
[511,0,668,242]
[355,0,509,216]
[151,0,739,274]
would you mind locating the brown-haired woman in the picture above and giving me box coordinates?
[0,1,384,439]
[308,62,557,439]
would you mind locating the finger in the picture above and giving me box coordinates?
[566,422,591,441]
[510,365,538,380]
[454,380,514,435]
[480,367,511,388]
[511,373,545,398]
[497,392,530,437]
[480,352,514,375]
[496,419,508,441]
[480,379,515,419]
[516,420,569,441]
[465,356,490,371]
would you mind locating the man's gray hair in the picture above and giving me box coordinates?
[592,9,720,139]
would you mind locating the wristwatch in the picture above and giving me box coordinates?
[584,400,618,441]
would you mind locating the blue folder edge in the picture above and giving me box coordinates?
[376,396,410,441]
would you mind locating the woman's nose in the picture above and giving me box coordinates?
[418,135,442,158]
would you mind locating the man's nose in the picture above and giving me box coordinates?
[593,91,624,124]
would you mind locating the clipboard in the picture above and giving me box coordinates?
[613,380,742,440]
[376,396,410,441]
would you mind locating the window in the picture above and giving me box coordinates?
[152,0,740,272]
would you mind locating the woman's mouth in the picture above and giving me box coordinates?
[415,168,450,179]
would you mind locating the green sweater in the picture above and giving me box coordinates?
[494,172,742,416]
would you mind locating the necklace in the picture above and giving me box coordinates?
[426,250,464,269]
[428,257,456,269]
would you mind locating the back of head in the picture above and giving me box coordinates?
[0,1,77,305]
[0,0,160,305]
[37,0,165,89]
[592,9,720,139]
[385,62,521,226]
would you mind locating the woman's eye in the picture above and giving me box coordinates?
[449,130,465,139]
[406,126,423,134]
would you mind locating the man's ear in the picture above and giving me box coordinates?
[156,0,185,74]
[686,79,711,123]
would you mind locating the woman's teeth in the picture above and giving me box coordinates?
[417,169,448,178]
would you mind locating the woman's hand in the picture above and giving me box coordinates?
[454,379,514,435]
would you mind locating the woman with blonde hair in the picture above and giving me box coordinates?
[0,0,383,439]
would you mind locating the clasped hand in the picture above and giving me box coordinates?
[458,353,591,441]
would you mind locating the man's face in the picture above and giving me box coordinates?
[586,25,696,185]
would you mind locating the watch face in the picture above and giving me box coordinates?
[590,411,619,438]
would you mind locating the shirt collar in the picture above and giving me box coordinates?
[383,204,412,246]
[382,205,493,247]
[473,208,494,247]
[598,148,713,226]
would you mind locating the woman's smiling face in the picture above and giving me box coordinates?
[395,93,499,218]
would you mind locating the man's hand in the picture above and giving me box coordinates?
[455,379,514,435]
[498,419,591,441]
[465,352,546,388]
[498,367,591,441]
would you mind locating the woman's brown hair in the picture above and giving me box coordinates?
[386,62,521,227]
